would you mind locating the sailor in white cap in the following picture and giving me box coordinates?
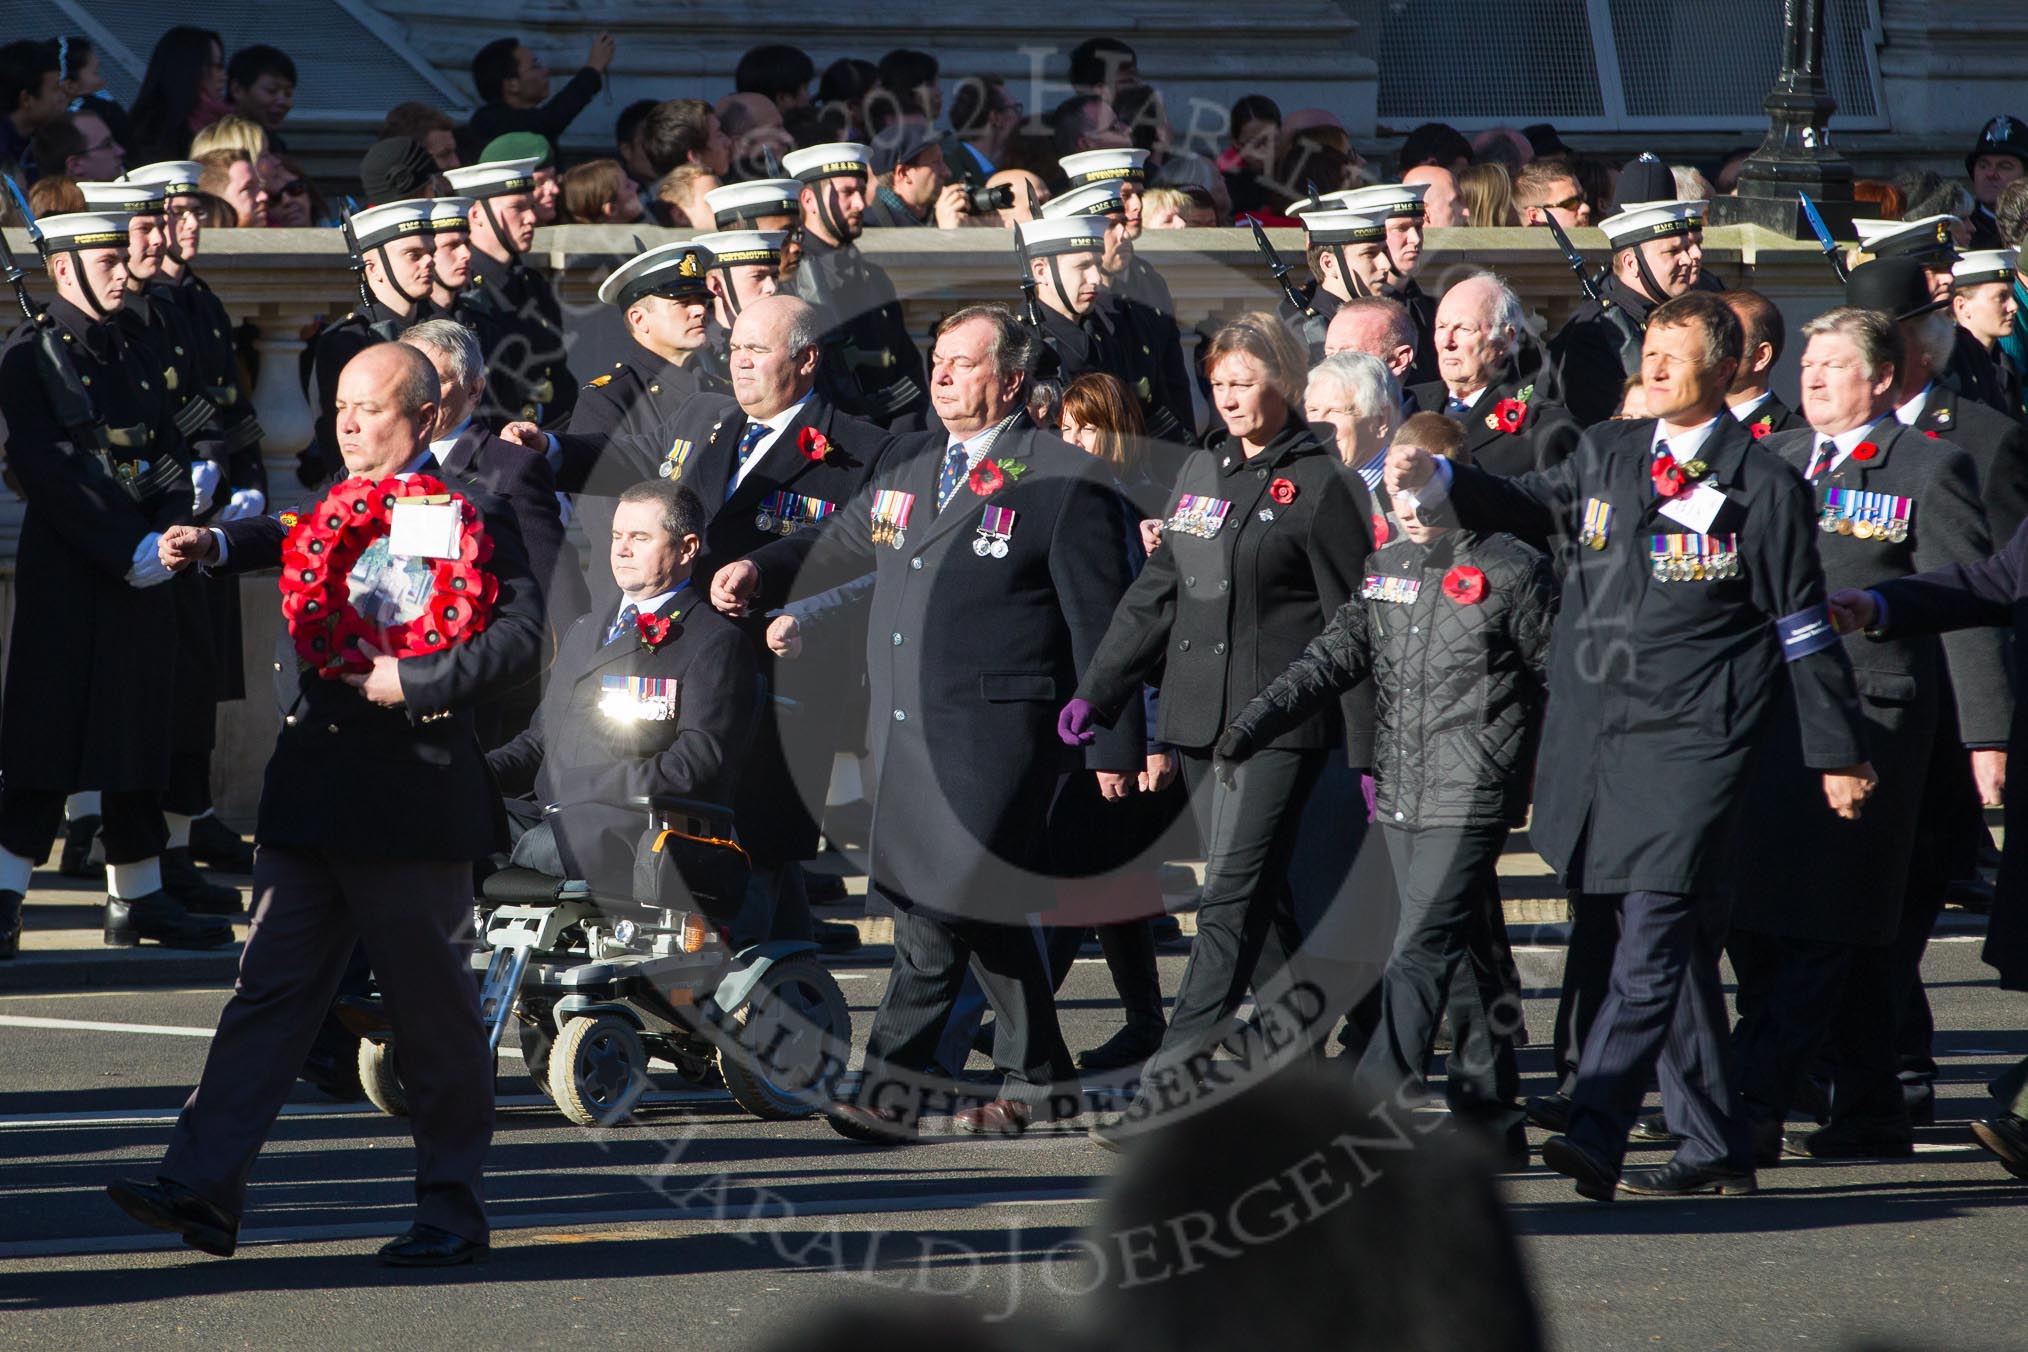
[1851,214,2014,415]
[1952,249,2024,419]
[0,199,231,957]
[423,195,475,320]
[1330,181,1440,382]
[691,228,785,395]
[781,142,927,426]
[445,157,576,429]
[702,177,804,277]
[1280,206,1391,361]
[1547,199,1706,424]
[562,242,715,450]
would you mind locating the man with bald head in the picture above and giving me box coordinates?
[110,343,544,1268]
[1325,296,1423,413]
[1402,164,1465,228]
[1408,272,1579,476]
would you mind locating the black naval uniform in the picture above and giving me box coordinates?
[1408,366,1582,478]
[1728,420,2006,1148]
[1109,254,1196,446]
[302,296,426,485]
[689,316,734,397]
[745,418,1145,1112]
[1548,276,1659,427]
[790,232,928,428]
[1902,382,2028,546]
[1030,301,1194,448]
[1428,414,1866,1177]
[560,341,700,457]
[1278,281,1343,366]
[464,249,577,430]
[1075,417,1375,1113]
[0,298,193,871]
[1394,276,1440,388]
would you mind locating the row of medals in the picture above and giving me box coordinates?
[1650,552,1741,582]
[1819,511,1908,543]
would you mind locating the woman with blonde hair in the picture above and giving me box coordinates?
[1067,312,1375,1144]
[1458,162,1519,227]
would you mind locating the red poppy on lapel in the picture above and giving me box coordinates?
[1851,442,1879,461]
[636,612,677,650]
[1442,565,1487,605]
[1490,398,1527,434]
[1269,477,1297,504]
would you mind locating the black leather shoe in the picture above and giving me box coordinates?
[106,1177,238,1256]
[1525,1092,1575,1134]
[161,848,245,916]
[812,919,861,953]
[103,892,233,949]
[1630,1113,1682,1144]
[59,813,101,878]
[1970,1114,2028,1181]
[826,1101,918,1144]
[1539,1134,1619,1201]
[1781,1123,1913,1160]
[0,889,22,961]
[1077,1024,1164,1072]
[1619,1157,1757,1196]
[186,814,256,873]
[376,1223,487,1267]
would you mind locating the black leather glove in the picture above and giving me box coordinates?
[1213,725,1254,787]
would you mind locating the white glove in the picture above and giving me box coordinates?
[127,532,175,588]
[191,460,223,516]
[217,487,266,522]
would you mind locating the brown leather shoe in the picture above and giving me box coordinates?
[826,1101,918,1145]
[953,1098,1035,1136]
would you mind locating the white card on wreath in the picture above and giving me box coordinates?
[1658,483,1726,536]
[389,500,461,559]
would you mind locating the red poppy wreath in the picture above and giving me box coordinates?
[277,474,497,678]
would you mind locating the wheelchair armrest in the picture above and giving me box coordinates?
[629,794,737,821]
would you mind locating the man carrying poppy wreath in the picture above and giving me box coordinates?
[106,342,544,1268]
[486,478,759,895]
[1387,292,1875,1202]
[1217,411,1557,1164]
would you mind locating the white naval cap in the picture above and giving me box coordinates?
[596,241,711,308]
[1299,209,1385,245]
[442,156,541,200]
[33,212,132,251]
[1017,214,1109,257]
[1059,148,1149,189]
[1952,248,2019,287]
[782,142,872,183]
[77,179,164,215]
[1041,180,1125,220]
[1329,182,1430,219]
[705,178,803,227]
[349,198,436,251]
[425,195,474,231]
[694,229,786,269]
[1598,199,1705,249]
[120,161,203,198]
[1853,214,1960,264]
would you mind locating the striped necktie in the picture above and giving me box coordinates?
[1805,439,1836,479]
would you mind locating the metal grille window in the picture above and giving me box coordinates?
[1,0,469,120]
[1376,0,1885,131]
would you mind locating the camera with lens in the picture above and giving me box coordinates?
[965,183,1016,214]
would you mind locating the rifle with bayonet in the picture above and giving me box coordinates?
[1542,212,1644,377]
[1798,193,1850,283]
[1250,218,1315,318]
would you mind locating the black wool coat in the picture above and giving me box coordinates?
[1408,365,1581,478]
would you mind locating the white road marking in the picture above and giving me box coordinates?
[0,1087,738,1130]
[0,1015,213,1038]
[0,1191,1100,1261]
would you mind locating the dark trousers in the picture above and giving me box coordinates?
[1134,747,1326,1097]
[162,749,213,819]
[1727,930,1874,1131]
[1355,824,1519,1125]
[857,882,1074,1105]
[161,845,493,1242]
[1884,887,1947,1119]
[0,787,165,866]
[1991,1054,2028,1119]
[1044,916,1166,1033]
[1567,888,1751,1171]
[1551,890,1620,1095]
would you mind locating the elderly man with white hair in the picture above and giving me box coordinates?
[1306,351,1402,497]
[1408,272,1580,477]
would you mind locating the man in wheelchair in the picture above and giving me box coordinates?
[488,478,759,908]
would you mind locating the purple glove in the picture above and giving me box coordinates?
[1057,698,1099,746]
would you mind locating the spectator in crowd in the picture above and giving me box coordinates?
[949,75,1020,179]
[1471,126,1534,172]
[815,56,879,140]
[736,43,815,113]
[463,31,614,159]
[196,147,268,227]
[1399,121,1472,175]
[1574,155,1616,220]
[982,167,1048,226]
[1140,186,1190,229]
[1672,163,1715,201]
[1908,178,1978,246]
[1221,93,1281,216]
[615,98,658,184]
[26,173,82,217]
[863,123,964,229]
[127,26,226,163]
[193,191,238,229]
[1404,163,1466,227]
[227,45,296,146]
[643,98,731,179]
[359,135,446,204]
[1053,94,1132,170]
[54,35,130,156]
[1324,296,1421,400]
[263,155,321,227]
[381,101,460,172]
[560,157,643,224]
[1069,36,1141,100]
[189,112,268,161]
[2001,177,2028,246]
[1513,156,1593,228]
[1966,116,2028,249]
[716,91,794,179]
[1854,178,1907,220]
[653,163,720,229]
[2,38,65,172]
[1459,162,1518,227]
[872,48,940,131]
[26,108,122,183]
[1714,144,1756,193]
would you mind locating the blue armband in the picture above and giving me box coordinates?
[1776,605,1839,661]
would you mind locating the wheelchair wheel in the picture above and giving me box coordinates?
[549,1014,649,1127]
[518,1018,555,1101]
[357,1039,409,1117]
[718,957,852,1121]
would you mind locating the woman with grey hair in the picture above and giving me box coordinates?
[1304,351,1401,494]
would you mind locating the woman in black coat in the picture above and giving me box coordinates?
[1065,314,1374,1144]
